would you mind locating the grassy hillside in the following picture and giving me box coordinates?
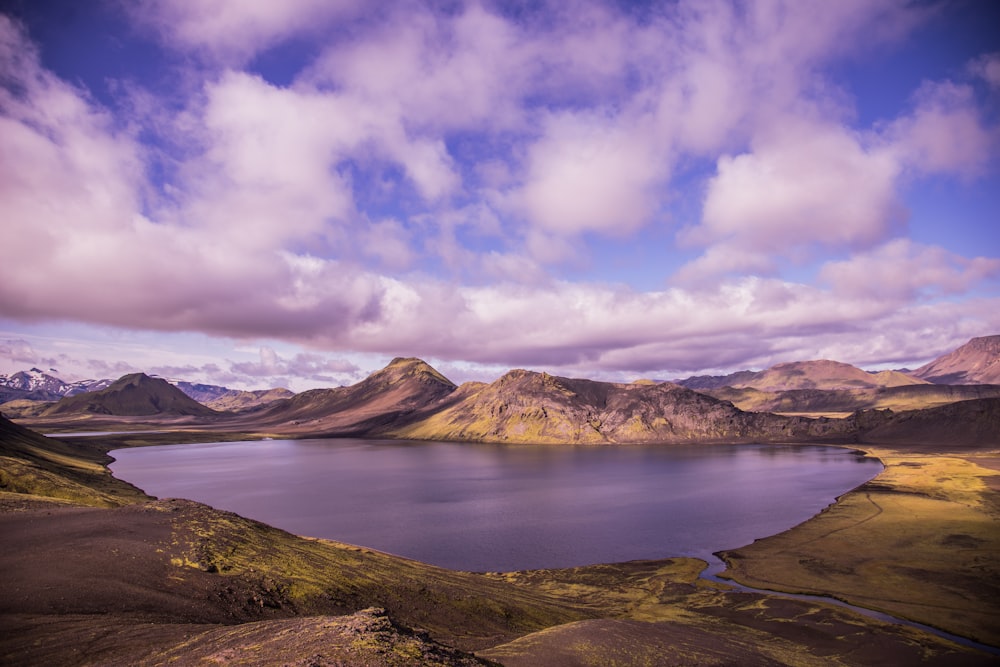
[1,416,996,664]
[0,416,148,507]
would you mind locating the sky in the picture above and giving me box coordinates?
[0,0,999,392]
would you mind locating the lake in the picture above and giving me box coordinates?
[110,439,881,573]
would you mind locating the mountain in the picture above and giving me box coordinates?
[0,415,148,505]
[388,369,823,444]
[677,360,928,392]
[251,357,457,433]
[704,383,1000,416]
[0,368,71,398]
[206,388,295,412]
[861,397,1000,449]
[41,373,218,417]
[913,335,1000,385]
[0,369,113,403]
[173,380,232,403]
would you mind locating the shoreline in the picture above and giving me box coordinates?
[4,417,998,664]
[716,445,1000,648]
[104,431,1000,651]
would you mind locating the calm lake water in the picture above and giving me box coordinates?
[110,439,881,573]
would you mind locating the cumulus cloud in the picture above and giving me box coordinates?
[515,111,666,236]
[676,118,904,281]
[230,346,360,383]
[888,80,996,178]
[127,0,366,64]
[0,339,37,365]
[819,239,1000,300]
[1,2,996,386]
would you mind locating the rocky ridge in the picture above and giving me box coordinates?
[391,369,834,444]
[914,335,1000,385]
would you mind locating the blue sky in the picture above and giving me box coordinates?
[0,0,998,391]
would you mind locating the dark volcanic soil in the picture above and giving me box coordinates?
[0,497,494,666]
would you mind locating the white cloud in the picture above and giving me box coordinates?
[819,239,1000,300]
[0,339,37,365]
[127,0,366,63]
[888,80,996,178]
[515,111,666,236]
[676,118,903,281]
[2,2,996,387]
[362,219,416,271]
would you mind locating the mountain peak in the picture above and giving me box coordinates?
[914,335,1000,385]
[43,372,216,417]
[379,358,456,389]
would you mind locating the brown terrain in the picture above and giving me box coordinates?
[2,336,999,664]
[913,335,1000,384]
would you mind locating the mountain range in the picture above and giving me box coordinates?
[4,335,999,448]
[0,368,113,403]
[0,369,293,412]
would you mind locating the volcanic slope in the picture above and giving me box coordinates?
[249,357,457,435]
[914,335,1000,385]
[861,397,1000,449]
[679,359,927,392]
[389,369,831,444]
[41,373,217,418]
[0,416,148,506]
[206,388,295,412]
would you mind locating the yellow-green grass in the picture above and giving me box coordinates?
[719,450,1000,646]
[3,415,995,664]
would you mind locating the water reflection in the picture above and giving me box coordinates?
[110,440,880,572]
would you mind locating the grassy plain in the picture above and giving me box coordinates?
[720,449,1000,646]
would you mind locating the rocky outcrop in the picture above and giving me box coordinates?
[390,369,828,444]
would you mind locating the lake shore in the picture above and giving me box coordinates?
[717,446,1000,647]
[2,416,997,664]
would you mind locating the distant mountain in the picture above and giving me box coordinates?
[0,368,71,398]
[676,360,928,392]
[173,381,232,403]
[913,335,1000,385]
[0,369,113,403]
[388,369,826,444]
[41,373,218,417]
[705,383,1000,416]
[252,357,456,433]
[206,388,295,412]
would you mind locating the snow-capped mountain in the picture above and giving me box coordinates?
[0,368,71,394]
[0,369,113,403]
